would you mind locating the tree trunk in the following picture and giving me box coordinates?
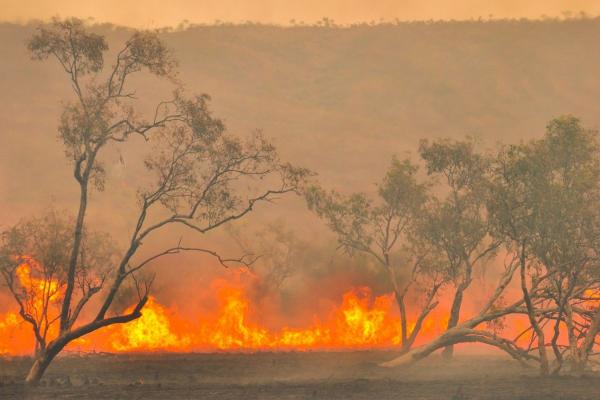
[25,351,57,384]
[24,339,66,385]
[519,259,549,375]
[392,278,440,355]
[396,291,409,352]
[387,264,412,353]
[381,329,466,367]
[61,179,89,331]
[441,287,465,360]
[572,306,600,375]
[381,326,537,368]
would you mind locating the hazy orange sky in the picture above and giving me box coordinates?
[2,0,600,27]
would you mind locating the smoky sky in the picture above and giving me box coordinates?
[2,0,599,28]
[3,15,600,319]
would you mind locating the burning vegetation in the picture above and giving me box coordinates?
[0,264,428,353]
[0,18,599,387]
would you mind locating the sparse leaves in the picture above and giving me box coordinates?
[28,18,107,75]
[0,209,117,347]
[9,18,308,383]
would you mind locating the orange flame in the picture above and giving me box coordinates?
[5,265,594,355]
[0,279,446,354]
[105,286,412,352]
[110,297,191,351]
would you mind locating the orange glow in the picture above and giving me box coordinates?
[16,258,62,309]
[2,264,597,355]
[187,286,410,350]
[0,258,63,354]
[110,297,191,351]
[1,275,438,353]
[0,312,21,354]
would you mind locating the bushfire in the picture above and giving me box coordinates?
[0,261,449,354]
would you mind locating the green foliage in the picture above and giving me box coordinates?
[419,137,488,191]
[305,156,426,260]
[489,116,600,271]
[417,137,495,281]
[28,18,108,75]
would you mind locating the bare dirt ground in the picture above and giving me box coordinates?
[1,352,599,399]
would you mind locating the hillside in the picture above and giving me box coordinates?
[1,19,600,247]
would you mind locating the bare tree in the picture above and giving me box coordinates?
[1,18,308,384]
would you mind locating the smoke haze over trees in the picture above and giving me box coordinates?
[1,17,600,382]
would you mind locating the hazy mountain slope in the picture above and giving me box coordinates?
[1,19,600,225]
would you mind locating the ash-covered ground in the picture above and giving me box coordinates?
[1,352,599,399]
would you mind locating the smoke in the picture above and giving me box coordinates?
[3,1,600,28]
[2,20,599,354]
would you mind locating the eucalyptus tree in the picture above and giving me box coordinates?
[305,157,445,352]
[383,117,600,375]
[0,18,308,384]
[418,138,500,358]
[488,116,600,374]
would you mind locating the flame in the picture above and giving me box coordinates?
[0,258,63,354]
[204,286,271,349]
[3,264,596,355]
[0,312,20,354]
[15,258,62,315]
[0,279,446,354]
[187,285,408,350]
[110,297,191,351]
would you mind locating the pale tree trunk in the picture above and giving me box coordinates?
[381,326,537,368]
[383,330,460,367]
[442,256,473,360]
[382,328,481,367]
[572,306,600,374]
[389,265,440,354]
[381,262,537,369]
[25,344,62,384]
[441,284,466,360]
[519,260,549,375]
